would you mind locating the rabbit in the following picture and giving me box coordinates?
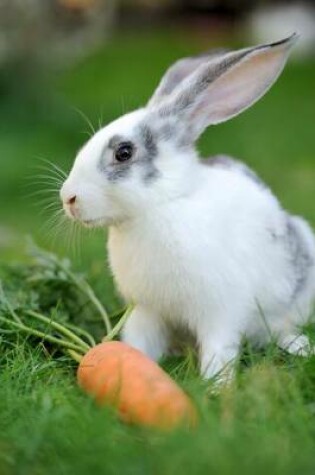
[60,33,315,383]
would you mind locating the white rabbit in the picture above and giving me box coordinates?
[60,34,315,383]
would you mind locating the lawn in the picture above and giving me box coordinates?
[0,29,315,475]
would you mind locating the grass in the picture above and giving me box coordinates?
[0,28,315,475]
[1,339,315,475]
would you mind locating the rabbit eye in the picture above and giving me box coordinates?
[114,142,134,162]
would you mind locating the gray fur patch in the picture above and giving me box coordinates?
[136,123,160,183]
[147,113,180,144]
[98,135,134,183]
[108,135,125,150]
[138,124,158,161]
[98,126,160,184]
[286,217,314,300]
[203,155,267,189]
[157,122,176,141]
[106,164,131,182]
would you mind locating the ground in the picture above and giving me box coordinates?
[0,29,315,475]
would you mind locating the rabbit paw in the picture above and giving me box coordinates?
[121,305,169,361]
[278,333,314,356]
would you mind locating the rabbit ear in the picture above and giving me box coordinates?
[156,35,298,141]
[148,49,229,108]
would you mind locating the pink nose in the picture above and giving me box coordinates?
[66,195,77,206]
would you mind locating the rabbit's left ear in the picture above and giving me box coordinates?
[155,35,297,141]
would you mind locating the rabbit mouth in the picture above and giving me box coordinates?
[81,217,107,228]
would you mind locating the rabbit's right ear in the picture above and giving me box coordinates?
[148,50,229,108]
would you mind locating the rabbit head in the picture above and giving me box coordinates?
[60,35,297,227]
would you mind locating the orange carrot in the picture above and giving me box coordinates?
[77,341,197,430]
[2,286,196,430]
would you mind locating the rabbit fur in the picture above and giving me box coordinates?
[60,34,315,382]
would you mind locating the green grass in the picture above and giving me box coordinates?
[0,28,315,475]
[1,340,315,475]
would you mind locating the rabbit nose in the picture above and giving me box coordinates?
[62,194,78,219]
[67,195,77,205]
[60,182,78,216]
[60,181,76,206]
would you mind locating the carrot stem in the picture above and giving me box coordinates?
[0,316,86,353]
[102,305,134,342]
[67,349,83,363]
[81,282,112,334]
[28,243,112,333]
[48,252,111,333]
[62,321,96,347]
[26,310,90,352]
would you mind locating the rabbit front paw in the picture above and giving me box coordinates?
[199,332,240,385]
[278,332,314,356]
[121,305,169,361]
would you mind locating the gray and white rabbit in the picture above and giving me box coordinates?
[60,34,315,383]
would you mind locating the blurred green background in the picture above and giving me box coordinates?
[0,2,315,475]
[0,0,314,303]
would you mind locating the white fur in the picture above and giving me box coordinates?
[110,163,315,377]
[60,36,315,383]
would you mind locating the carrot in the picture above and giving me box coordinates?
[77,341,197,430]
[1,276,196,430]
